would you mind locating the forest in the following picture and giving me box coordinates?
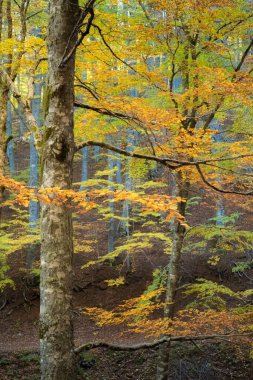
[0,0,253,379]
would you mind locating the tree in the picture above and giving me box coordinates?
[1,0,95,378]
[39,1,87,378]
[72,1,253,379]
[1,0,253,379]
[0,0,13,206]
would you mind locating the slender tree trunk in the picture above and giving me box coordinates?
[6,100,15,176]
[120,129,133,237]
[108,149,115,253]
[27,76,42,270]
[0,0,4,221]
[0,87,9,205]
[39,1,80,379]
[80,146,89,190]
[156,173,189,380]
[0,0,11,214]
[17,76,26,136]
[0,0,22,210]
[93,145,100,162]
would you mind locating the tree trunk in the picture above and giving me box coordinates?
[0,0,11,215]
[6,100,15,176]
[108,149,116,253]
[80,146,89,190]
[156,173,190,380]
[39,1,80,379]
[27,76,42,270]
[0,86,9,206]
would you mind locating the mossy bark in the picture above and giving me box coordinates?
[0,0,11,210]
[40,1,80,379]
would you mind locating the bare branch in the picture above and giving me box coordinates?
[196,164,253,196]
[0,67,42,152]
[60,0,96,66]
[74,139,253,176]
[74,76,100,100]
[92,23,167,92]
[92,23,139,75]
[26,9,43,21]
[235,38,253,72]
[12,0,20,8]
[34,57,47,72]
[74,100,138,121]
[74,140,176,169]
[137,0,154,27]
[75,332,252,354]
[61,7,95,66]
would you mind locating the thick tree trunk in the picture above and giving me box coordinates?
[156,173,189,380]
[39,1,80,379]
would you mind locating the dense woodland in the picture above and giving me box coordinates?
[0,0,253,379]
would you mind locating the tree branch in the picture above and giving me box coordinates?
[196,164,253,195]
[12,0,20,8]
[60,5,95,66]
[92,23,167,92]
[74,140,176,169]
[201,37,253,130]
[74,100,138,121]
[235,38,253,72]
[75,76,100,100]
[74,332,252,354]
[74,140,253,185]
[92,23,139,75]
[0,67,42,152]
[26,9,43,20]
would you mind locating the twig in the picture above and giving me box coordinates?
[26,9,43,20]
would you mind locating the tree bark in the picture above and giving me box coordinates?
[0,0,12,208]
[39,1,80,379]
[156,173,190,380]
[0,86,9,205]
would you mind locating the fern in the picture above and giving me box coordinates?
[82,232,172,268]
[232,260,253,273]
[184,279,253,310]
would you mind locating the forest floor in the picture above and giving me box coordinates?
[0,241,252,379]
